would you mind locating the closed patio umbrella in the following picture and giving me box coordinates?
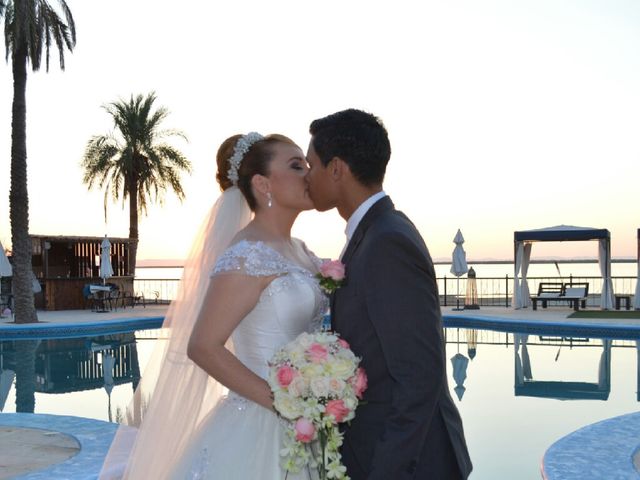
[100,236,114,285]
[451,353,469,401]
[451,229,468,311]
[0,344,14,412]
[0,243,13,316]
[0,242,12,277]
[103,352,116,422]
[0,369,15,412]
[451,329,470,400]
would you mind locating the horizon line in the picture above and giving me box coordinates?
[136,257,638,267]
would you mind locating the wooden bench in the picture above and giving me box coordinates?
[531,282,589,311]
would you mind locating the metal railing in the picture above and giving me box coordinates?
[132,278,180,305]
[137,275,637,308]
[440,275,638,308]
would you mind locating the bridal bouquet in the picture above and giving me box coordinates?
[268,331,367,480]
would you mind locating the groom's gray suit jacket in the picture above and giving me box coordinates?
[331,196,472,480]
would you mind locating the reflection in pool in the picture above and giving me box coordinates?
[446,328,639,479]
[0,331,152,422]
[0,327,638,479]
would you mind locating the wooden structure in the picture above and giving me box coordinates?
[30,235,134,310]
[33,334,140,393]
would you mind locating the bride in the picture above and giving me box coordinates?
[100,133,328,479]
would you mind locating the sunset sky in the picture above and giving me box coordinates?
[1,0,639,263]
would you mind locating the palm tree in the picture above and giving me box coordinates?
[1,1,76,324]
[82,93,191,275]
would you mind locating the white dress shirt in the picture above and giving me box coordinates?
[339,191,387,259]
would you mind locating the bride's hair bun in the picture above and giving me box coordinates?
[216,134,243,192]
[215,133,298,210]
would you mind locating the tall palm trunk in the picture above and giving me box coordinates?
[14,340,38,413]
[10,42,37,324]
[128,169,139,276]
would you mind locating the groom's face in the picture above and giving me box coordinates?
[305,139,337,212]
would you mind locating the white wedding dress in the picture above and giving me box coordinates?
[168,239,328,479]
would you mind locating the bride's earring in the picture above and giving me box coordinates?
[267,192,272,208]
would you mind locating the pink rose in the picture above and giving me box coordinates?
[337,338,350,349]
[320,260,345,281]
[350,367,368,399]
[325,399,351,423]
[307,343,328,363]
[294,417,316,443]
[276,365,297,388]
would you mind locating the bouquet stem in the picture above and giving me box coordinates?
[319,428,327,480]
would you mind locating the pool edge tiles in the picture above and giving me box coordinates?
[0,413,118,480]
[541,411,640,480]
[0,316,164,340]
[443,313,640,340]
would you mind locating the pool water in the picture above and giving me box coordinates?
[446,329,639,479]
[1,327,638,480]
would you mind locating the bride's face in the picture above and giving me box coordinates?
[266,143,314,212]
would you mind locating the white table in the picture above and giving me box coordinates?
[89,285,112,312]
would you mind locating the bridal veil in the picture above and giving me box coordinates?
[99,187,251,479]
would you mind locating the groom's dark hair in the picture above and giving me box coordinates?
[309,108,391,186]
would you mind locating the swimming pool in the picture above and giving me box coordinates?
[1,323,638,479]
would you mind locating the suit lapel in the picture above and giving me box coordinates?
[341,196,394,266]
[331,196,395,331]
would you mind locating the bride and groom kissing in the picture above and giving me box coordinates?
[101,109,472,479]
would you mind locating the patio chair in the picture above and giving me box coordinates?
[531,282,589,311]
[122,291,145,308]
[530,283,563,310]
[106,288,121,312]
[82,284,96,311]
[133,291,146,308]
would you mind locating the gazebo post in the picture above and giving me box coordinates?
[634,228,640,310]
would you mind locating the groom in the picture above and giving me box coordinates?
[305,109,472,479]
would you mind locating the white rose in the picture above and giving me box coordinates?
[343,396,357,410]
[297,332,314,349]
[288,348,304,366]
[328,358,355,380]
[328,378,346,396]
[301,363,324,379]
[310,377,330,398]
[288,375,309,397]
[267,368,281,391]
[273,392,304,420]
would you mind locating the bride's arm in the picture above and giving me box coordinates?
[187,273,276,411]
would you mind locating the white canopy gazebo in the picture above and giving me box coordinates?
[513,225,614,310]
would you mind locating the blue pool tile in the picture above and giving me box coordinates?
[542,411,640,479]
[0,413,117,480]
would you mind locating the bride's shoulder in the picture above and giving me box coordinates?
[211,239,287,277]
[293,238,324,267]
[292,237,311,253]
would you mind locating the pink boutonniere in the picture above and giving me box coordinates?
[316,259,345,295]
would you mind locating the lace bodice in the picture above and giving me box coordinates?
[210,239,329,380]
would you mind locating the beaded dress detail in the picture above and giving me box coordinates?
[169,239,328,479]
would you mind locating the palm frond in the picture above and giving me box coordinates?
[3,2,14,63]
[1,0,75,71]
[82,92,192,218]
